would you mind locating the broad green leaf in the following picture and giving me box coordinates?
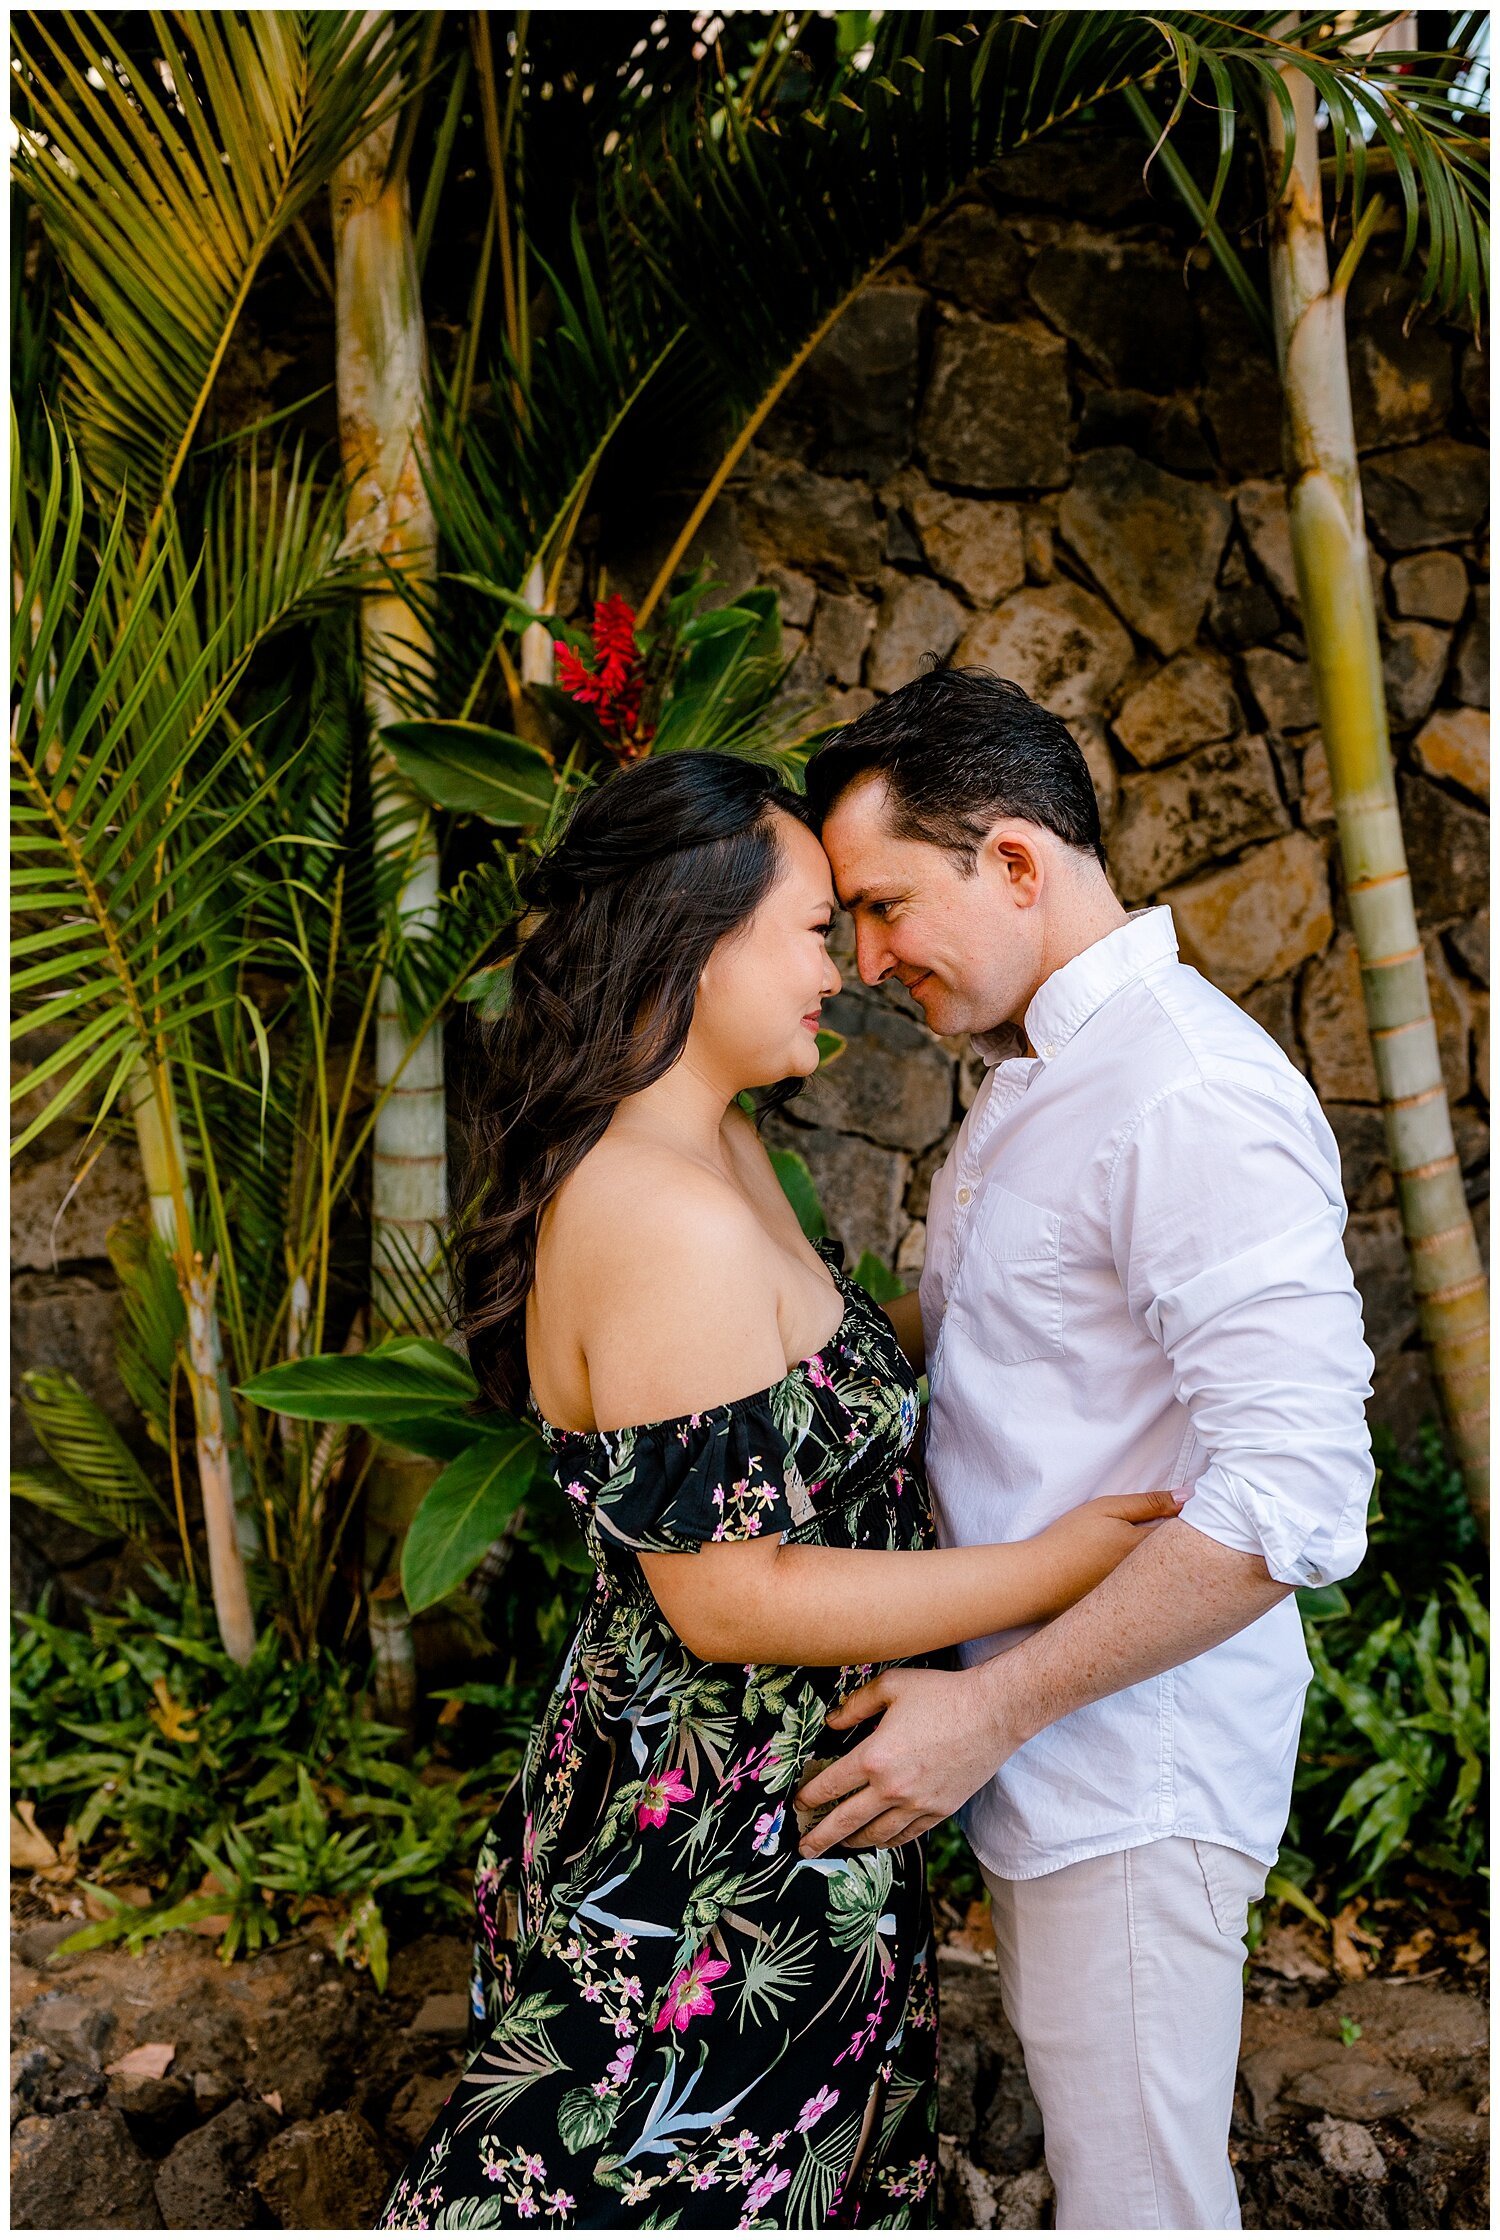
[1297,1583,1352,1623]
[401,1428,545,1613]
[369,1414,486,1464]
[769,1146,827,1241]
[385,720,558,826]
[851,1251,903,1306]
[239,1342,477,1422]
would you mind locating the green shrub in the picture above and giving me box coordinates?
[10,1566,544,1984]
[1278,1423,1487,1912]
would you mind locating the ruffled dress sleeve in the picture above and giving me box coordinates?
[590,1396,798,1556]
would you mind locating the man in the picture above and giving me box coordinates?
[794,667,1376,2230]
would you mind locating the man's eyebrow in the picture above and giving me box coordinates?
[838,886,900,911]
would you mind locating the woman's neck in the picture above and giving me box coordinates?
[607,1052,741,1171]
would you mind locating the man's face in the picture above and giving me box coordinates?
[820,775,1046,1036]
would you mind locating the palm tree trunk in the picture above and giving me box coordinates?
[331,22,445,1729]
[1265,65,1489,1528]
[331,36,447,1332]
[127,1059,258,1662]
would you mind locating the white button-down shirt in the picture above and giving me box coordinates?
[919,905,1376,1880]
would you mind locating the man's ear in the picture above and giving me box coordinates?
[988,825,1044,907]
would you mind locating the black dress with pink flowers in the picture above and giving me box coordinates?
[378,1238,939,2230]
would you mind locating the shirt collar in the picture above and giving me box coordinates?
[971,906,1179,1068]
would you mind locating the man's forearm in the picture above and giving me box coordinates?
[882,1289,926,1374]
[973,1518,1293,1750]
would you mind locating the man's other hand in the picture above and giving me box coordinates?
[795,1665,1013,1857]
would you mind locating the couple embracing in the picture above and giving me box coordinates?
[381,667,1375,2233]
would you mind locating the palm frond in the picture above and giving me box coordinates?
[11,1464,138,1544]
[11,423,283,1153]
[106,1220,185,1451]
[12,9,419,520]
[17,1368,170,1535]
[613,10,1487,446]
[387,854,523,1042]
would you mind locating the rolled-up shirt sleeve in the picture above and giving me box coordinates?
[1106,1074,1376,1588]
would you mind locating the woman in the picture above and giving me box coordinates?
[379,754,1174,2231]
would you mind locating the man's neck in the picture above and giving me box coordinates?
[1016,882,1132,1029]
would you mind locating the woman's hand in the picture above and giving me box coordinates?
[1032,1489,1184,1617]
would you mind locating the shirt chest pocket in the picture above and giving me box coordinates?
[959,1183,1066,1367]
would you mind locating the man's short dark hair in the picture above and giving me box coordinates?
[804,666,1106,870]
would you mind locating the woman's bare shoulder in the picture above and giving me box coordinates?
[544,1136,787,1425]
[550,1133,758,1252]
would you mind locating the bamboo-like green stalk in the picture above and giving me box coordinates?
[330,29,447,1339]
[126,1057,257,1663]
[331,20,446,1728]
[1265,65,1489,1528]
[26,524,260,1664]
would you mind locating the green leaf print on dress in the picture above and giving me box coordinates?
[378,1240,939,2231]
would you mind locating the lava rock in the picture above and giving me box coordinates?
[1242,646,1319,734]
[866,576,965,693]
[956,583,1133,723]
[740,458,883,583]
[18,1992,113,2070]
[1454,584,1489,708]
[919,316,1071,491]
[1382,618,1451,730]
[905,485,1025,608]
[1028,238,1200,392]
[1167,832,1332,998]
[402,1994,470,2044]
[1399,773,1490,922]
[1309,2113,1388,2182]
[11,2106,162,2230]
[801,285,926,477]
[916,203,1030,317]
[255,2107,392,2230]
[1059,447,1232,655]
[763,1119,910,1267]
[1414,706,1489,806]
[153,2096,280,2229]
[1108,735,1289,902]
[810,590,877,685]
[1285,2053,1425,2122]
[1347,276,1454,450]
[1389,549,1471,623]
[1113,652,1242,768]
[1362,439,1489,551]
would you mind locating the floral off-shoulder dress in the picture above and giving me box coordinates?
[378,1237,940,2231]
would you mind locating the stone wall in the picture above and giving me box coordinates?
[611,134,1489,1440]
[10,133,1488,1537]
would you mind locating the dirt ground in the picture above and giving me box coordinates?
[10,1886,1489,2230]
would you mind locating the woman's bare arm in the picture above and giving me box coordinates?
[640,1493,1179,1666]
[568,1182,1175,1666]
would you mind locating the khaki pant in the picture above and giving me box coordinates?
[981,1837,1266,2230]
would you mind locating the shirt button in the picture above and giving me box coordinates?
[1042,1042,1056,1058]
[956,1186,973,1206]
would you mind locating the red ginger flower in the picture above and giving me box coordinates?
[555,595,653,758]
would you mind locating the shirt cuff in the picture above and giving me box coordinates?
[1177,1464,1365,1589]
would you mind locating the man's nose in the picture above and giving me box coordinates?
[854,921,892,987]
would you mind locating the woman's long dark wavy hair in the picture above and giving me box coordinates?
[455,752,813,1415]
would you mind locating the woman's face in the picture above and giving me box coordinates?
[693,812,843,1089]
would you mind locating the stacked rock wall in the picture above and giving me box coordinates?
[10,135,1489,1521]
[610,136,1489,1439]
